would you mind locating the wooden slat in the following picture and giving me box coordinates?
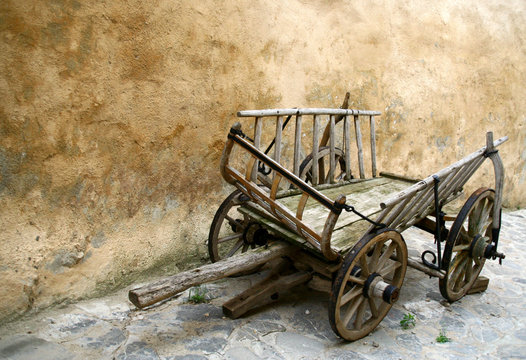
[274,116,283,182]
[293,115,302,176]
[344,115,352,180]
[270,173,283,200]
[238,108,382,117]
[354,115,365,179]
[296,192,309,220]
[370,115,377,177]
[312,115,320,186]
[381,136,507,209]
[251,117,262,181]
[329,115,336,184]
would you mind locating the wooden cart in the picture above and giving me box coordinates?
[130,99,507,341]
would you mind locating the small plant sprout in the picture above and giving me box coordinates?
[188,285,209,304]
[400,313,416,330]
[436,330,451,343]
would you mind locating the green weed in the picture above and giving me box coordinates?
[400,313,416,330]
[188,285,209,304]
[436,330,451,343]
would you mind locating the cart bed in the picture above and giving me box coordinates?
[240,176,414,255]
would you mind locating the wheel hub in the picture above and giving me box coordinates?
[242,223,269,246]
[470,234,489,261]
[363,273,400,304]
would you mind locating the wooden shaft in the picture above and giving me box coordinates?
[370,116,377,177]
[344,115,352,180]
[329,115,336,184]
[251,117,262,181]
[274,116,283,182]
[128,242,296,309]
[354,115,365,179]
[293,115,302,176]
[237,108,380,118]
[312,115,320,186]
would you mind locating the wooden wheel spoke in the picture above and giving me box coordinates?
[451,256,469,291]
[359,256,371,277]
[468,200,484,236]
[218,233,243,244]
[343,296,364,327]
[354,299,367,330]
[340,286,362,306]
[242,243,249,252]
[368,242,385,272]
[347,275,365,286]
[227,239,244,257]
[452,244,470,253]
[464,257,474,283]
[459,226,471,244]
[368,297,379,318]
[376,242,397,271]
[378,260,401,277]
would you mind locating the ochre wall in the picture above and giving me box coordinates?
[1,0,525,321]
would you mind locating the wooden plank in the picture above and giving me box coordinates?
[274,116,283,181]
[251,117,262,182]
[238,108,381,117]
[222,258,311,319]
[329,115,336,184]
[370,115,377,177]
[344,115,352,180]
[312,115,320,186]
[293,115,302,176]
[128,242,296,309]
[354,115,365,179]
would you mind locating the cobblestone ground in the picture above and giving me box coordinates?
[1,210,525,360]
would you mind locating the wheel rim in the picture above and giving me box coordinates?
[299,147,348,184]
[439,188,494,302]
[208,190,252,262]
[329,230,407,341]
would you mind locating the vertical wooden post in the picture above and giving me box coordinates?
[312,115,320,185]
[329,115,336,184]
[354,115,365,179]
[343,115,351,180]
[293,115,302,177]
[370,115,377,178]
[251,117,262,181]
[274,116,283,182]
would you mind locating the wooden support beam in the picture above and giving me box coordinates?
[128,242,296,309]
[222,258,312,318]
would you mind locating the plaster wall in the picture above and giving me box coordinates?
[1,0,525,321]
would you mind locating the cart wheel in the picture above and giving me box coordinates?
[439,188,495,302]
[299,147,348,184]
[329,229,407,341]
[208,190,254,263]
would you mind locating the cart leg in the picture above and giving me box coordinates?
[222,258,312,318]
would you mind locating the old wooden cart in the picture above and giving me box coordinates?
[129,99,507,341]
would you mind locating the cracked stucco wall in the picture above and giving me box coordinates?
[1,0,525,322]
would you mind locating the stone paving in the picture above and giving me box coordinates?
[1,209,525,360]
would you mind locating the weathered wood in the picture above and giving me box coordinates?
[354,115,365,179]
[222,258,312,318]
[370,115,377,177]
[329,115,336,184]
[406,256,445,279]
[380,136,508,209]
[312,115,320,185]
[293,115,302,176]
[485,132,505,230]
[274,116,283,181]
[128,242,295,309]
[467,275,489,294]
[251,117,262,181]
[344,115,352,180]
[237,108,381,117]
[379,172,421,183]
